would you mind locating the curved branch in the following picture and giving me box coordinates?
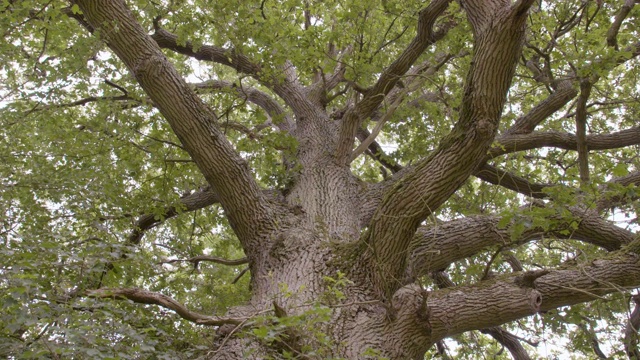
[606,0,636,49]
[480,327,533,360]
[150,22,310,117]
[87,288,243,326]
[151,28,260,79]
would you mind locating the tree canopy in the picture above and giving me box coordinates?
[1,0,640,359]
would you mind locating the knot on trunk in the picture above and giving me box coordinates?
[391,284,431,329]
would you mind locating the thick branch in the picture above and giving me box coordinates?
[76,1,277,249]
[490,126,640,158]
[432,271,534,360]
[335,0,452,163]
[87,288,242,326]
[426,251,640,342]
[406,212,635,280]
[359,2,531,298]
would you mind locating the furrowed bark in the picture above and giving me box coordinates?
[433,270,534,360]
[406,211,635,280]
[422,251,640,342]
[75,0,279,252]
[359,0,534,299]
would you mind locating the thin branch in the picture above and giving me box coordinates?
[349,86,408,163]
[606,0,636,49]
[505,80,578,135]
[473,163,549,199]
[356,127,403,174]
[232,267,250,284]
[159,255,248,267]
[191,79,293,131]
[335,0,452,163]
[87,288,243,326]
[596,171,640,212]
[480,327,533,360]
[624,294,640,359]
[128,187,219,245]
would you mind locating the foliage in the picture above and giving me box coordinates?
[1,0,640,359]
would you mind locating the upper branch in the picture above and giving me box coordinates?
[75,0,278,251]
[151,28,260,78]
[606,0,637,49]
[490,126,640,158]
[334,0,452,164]
[505,80,577,135]
[575,80,593,182]
[356,1,532,299]
[473,163,549,199]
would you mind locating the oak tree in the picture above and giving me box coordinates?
[2,0,640,358]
